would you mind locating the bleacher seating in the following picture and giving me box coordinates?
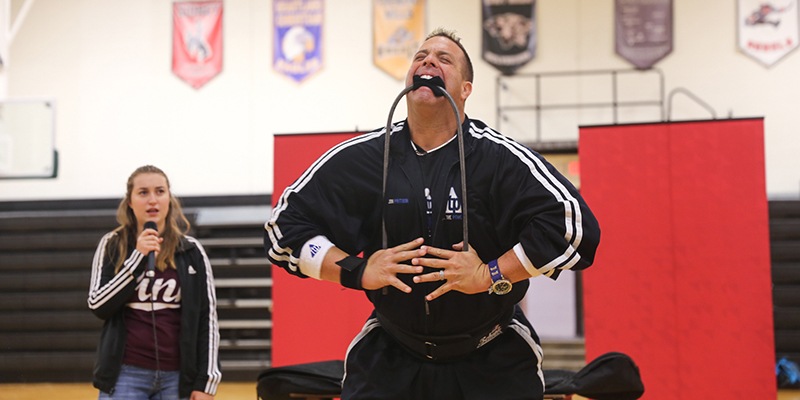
[770,201,800,364]
[194,221,273,381]
[1,196,796,382]
[0,196,272,382]
[540,339,585,371]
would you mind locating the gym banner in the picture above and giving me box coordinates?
[373,0,426,80]
[615,0,673,69]
[274,0,324,83]
[481,0,536,76]
[172,1,223,89]
[738,0,799,67]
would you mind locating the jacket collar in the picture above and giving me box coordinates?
[390,115,475,160]
[179,236,195,251]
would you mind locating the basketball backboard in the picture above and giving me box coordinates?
[0,99,57,179]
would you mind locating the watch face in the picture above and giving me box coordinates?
[492,280,513,295]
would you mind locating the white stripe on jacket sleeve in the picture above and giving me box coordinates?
[187,236,222,395]
[87,232,145,310]
[470,122,584,275]
[265,124,402,274]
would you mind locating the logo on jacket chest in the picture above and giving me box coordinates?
[135,277,182,303]
[445,187,462,220]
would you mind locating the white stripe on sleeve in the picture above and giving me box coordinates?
[512,242,542,278]
[186,236,222,395]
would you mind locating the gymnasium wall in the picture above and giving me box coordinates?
[1,0,798,201]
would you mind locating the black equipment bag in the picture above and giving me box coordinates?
[544,351,644,400]
[257,360,344,400]
[257,352,644,400]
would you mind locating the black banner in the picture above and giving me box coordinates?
[482,0,536,75]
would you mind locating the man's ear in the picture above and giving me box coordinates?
[461,81,473,101]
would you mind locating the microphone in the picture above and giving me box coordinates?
[142,221,162,374]
[143,221,157,295]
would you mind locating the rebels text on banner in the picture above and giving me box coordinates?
[738,0,799,67]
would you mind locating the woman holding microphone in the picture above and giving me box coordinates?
[88,165,221,400]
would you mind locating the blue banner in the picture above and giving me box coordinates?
[274,0,324,83]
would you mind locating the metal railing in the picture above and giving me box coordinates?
[666,87,717,121]
[496,69,665,144]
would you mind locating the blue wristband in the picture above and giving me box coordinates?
[488,259,512,295]
[488,259,502,283]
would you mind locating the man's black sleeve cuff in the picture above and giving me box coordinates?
[338,256,367,290]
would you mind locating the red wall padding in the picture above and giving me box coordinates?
[271,132,373,367]
[579,119,775,399]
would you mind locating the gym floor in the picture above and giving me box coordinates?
[0,384,799,400]
[0,382,255,400]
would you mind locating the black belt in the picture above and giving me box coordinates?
[376,306,515,362]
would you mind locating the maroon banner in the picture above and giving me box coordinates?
[615,0,672,69]
[173,1,223,89]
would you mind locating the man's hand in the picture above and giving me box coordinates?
[360,238,426,293]
[411,242,491,301]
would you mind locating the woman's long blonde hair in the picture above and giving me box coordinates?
[113,165,190,272]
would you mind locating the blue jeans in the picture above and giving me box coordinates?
[98,364,187,400]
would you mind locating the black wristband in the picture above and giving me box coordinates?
[338,256,367,290]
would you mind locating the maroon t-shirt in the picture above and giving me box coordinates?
[123,267,182,371]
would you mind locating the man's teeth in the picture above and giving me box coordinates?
[421,75,433,79]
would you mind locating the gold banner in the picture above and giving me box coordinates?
[373,0,426,80]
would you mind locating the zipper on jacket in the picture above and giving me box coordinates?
[424,299,431,335]
[425,187,433,241]
[432,159,463,244]
[423,159,462,336]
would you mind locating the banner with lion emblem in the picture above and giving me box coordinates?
[274,0,324,83]
[172,1,223,89]
[373,0,426,80]
[481,0,536,76]
[738,0,799,67]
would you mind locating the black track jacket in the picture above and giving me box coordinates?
[87,233,222,397]
[265,117,600,338]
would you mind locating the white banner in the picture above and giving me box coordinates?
[738,0,799,67]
